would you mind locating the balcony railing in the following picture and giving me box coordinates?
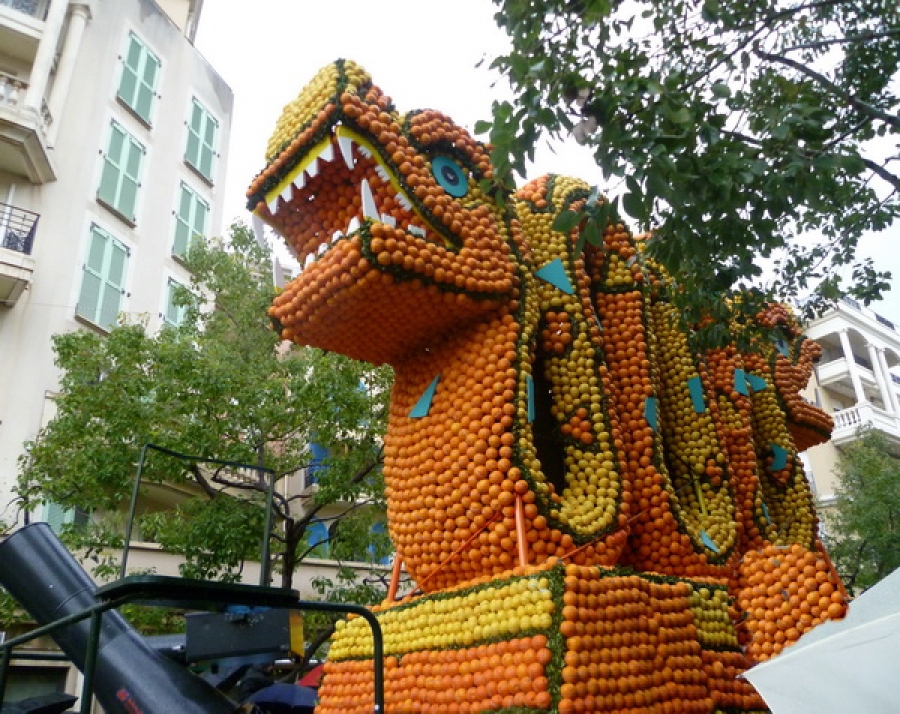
[0,201,39,255]
[0,71,27,111]
[0,0,50,20]
[831,402,900,445]
[840,295,897,333]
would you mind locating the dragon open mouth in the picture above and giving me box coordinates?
[253,125,455,275]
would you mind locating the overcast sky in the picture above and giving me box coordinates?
[194,0,898,325]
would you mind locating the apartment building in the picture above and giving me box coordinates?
[803,298,900,506]
[0,0,232,531]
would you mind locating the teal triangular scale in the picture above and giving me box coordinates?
[526,373,535,423]
[770,443,788,470]
[761,500,772,525]
[535,258,574,294]
[644,396,659,432]
[700,529,719,553]
[687,375,706,413]
[747,374,768,392]
[733,368,749,396]
[774,338,789,356]
[409,374,440,419]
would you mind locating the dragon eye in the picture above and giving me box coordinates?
[431,156,468,198]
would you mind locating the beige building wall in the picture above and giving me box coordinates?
[0,0,232,527]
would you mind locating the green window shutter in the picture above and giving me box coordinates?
[134,52,159,122]
[119,135,143,220]
[77,227,107,322]
[172,184,193,256]
[77,225,129,330]
[193,193,209,240]
[185,99,217,181]
[172,183,209,257]
[117,35,140,109]
[164,278,187,326]
[43,502,69,534]
[117,33,159,124]
[98,122,144,221]
[98,123,125,207]
[99,239,128,329]
[200,113,218,178]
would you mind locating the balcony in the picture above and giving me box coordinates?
[830,402,900,448]
[0,0,55,183]
[0,200,38,306]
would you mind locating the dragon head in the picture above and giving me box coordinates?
[247,60,520,365]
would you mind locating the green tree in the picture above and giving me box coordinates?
[14,223,393,596]
[828,428,900,592]
[483,0,898,321]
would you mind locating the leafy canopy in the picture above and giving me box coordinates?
[828,428,900,592]
[483,0,899,320]
[16,223,392,590]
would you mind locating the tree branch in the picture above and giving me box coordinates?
[861,158,900,193]
[754,44,900,131]
[781,27,900,54]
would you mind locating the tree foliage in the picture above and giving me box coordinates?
[484,0,899,321]
[15,223,393,593]
[828,428,900,592]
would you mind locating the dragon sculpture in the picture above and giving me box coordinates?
[247,59,844,714]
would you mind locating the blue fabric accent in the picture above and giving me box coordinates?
[409,374,440,418]
[535,258,574,294]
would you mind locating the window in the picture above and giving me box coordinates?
[163,277,188,327]
[76,224,129,330]
[42,501,89,535]
[98,121,144,222]
[185,98,218,182]
[306,521,329,559]
[117,32,160,124]
[172,182,209,258]
[306,441,329,487]
[368,521,392,565]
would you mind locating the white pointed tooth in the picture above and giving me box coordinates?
[306,158,319,179]
[318,143,335,162]
[360,179,379,220]
[272,256,286,289]
[375,165,389,181]
[396,193,412,211]
[358,145,373,158]
[409,225,426,238]
[251,213,267,248]
[293,172,306,191]
[347,216,361,234]
[317,242,328,256]
[332,230,344,242]
[381,213,396,227]
[338,135,355,168]
[304,253,315,269]
[280,183,293,203]
[267,197,279,214]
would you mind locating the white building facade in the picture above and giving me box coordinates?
[803,297,900,505]
[0,0,233,527]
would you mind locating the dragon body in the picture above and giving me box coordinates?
[248,60,843,713]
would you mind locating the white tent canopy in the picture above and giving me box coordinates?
[743,567,900,713]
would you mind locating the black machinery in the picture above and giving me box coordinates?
[0,523,384,713]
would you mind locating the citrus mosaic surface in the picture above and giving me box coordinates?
[248,59,847,713]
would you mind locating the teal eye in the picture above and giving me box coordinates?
[431,156,468,198]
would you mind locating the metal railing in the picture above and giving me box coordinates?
[0,202,40,255]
